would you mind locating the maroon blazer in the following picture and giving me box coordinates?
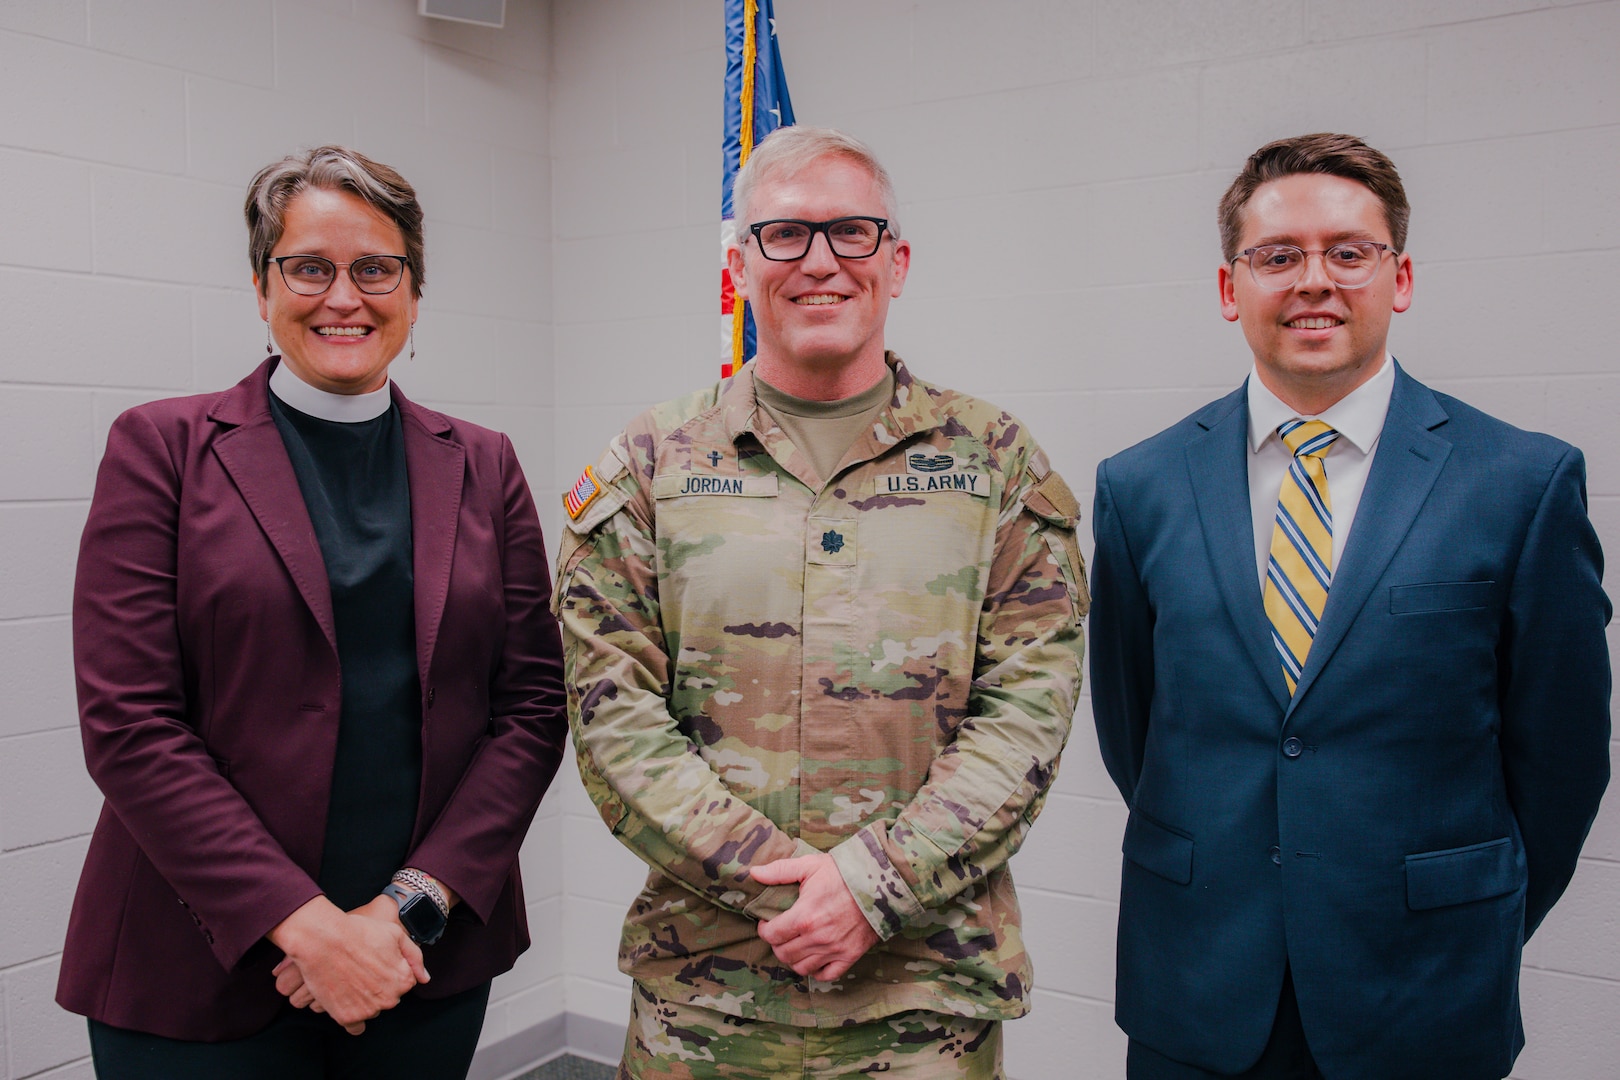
[57,358,567,1041]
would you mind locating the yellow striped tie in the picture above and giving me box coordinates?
[1263,419,1340,694]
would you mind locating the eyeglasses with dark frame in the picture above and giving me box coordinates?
[270,254,411,296]
[1232,242,1393,291]
[747,217,892,262]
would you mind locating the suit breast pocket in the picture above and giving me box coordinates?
[1389,580,1496,615]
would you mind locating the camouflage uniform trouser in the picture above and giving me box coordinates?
[618,982,1005,1079]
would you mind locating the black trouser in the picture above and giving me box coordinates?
[89,981,490,1080]
[1127,968,1322,1080]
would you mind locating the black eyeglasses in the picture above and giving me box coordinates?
[747,217,891,261]
[270,254,411,296]
[1232,242,1393,291]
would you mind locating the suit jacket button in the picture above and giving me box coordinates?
[1270,846,1282,865]
[1282,736,1303,758]
[426,687,436,707]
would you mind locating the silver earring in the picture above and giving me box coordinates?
[409,322,416,361]
[266,325,273,355]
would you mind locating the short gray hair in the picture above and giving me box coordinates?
[730,126,900,245]
[245,146,425,297]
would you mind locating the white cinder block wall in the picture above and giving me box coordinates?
[549,2,1620,1079]
[0,1,557,1077]
[3,1,1617,1078]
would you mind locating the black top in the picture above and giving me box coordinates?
[270,392,421,911]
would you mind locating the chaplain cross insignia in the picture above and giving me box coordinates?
[820,530,845,554]
[707,450,722,467]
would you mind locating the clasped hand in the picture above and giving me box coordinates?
[269,895,428,1035]
[752,853,879,983]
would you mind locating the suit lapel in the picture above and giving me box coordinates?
[1286,364,1451,714]
[1186,384,1290,710]
[397,389,464,683]
[210,366,337,654]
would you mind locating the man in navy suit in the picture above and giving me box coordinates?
[1089,133,1611,1079]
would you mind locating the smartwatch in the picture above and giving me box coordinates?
[383,883,447,945]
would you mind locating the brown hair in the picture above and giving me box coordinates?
[245,146,425,297]
[1218,133,1409,261]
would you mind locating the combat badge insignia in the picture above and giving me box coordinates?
[907,451,954,473]
[564,465,600,520]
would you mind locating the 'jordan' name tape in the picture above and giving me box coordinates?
[653,473,782,499]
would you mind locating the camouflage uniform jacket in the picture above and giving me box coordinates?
[554,354,1088,1027]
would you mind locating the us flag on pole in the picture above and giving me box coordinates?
[721,0,794,377]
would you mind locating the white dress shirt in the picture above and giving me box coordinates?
[269,359,392,422]
[1247,356,1395,588]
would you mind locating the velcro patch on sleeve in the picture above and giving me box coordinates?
[1025,469,1080,526]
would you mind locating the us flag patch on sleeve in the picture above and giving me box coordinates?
[563,465,600,520]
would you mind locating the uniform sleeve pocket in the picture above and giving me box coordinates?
[1389,580,1495,614]
[1405,837,1518,910]
[1123,810,1194,885]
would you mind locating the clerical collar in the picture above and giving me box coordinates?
[270,360,392,423]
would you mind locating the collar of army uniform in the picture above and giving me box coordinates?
[720,352,945,451]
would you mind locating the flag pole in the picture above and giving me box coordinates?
[727,0,759,377]
[721,0,791,378]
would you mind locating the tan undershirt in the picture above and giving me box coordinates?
[754,368,895,488]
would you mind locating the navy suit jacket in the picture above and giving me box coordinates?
[1090,363,1610,1079]
[58,359,568,1041]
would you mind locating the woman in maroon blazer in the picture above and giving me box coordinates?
[57,146,567,1078]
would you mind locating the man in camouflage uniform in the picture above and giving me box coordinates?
[554,126,1088,1079]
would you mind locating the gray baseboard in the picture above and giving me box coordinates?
[469,1012,566,1080]
[563,1011,629,1062]
[470,1012,625,1080]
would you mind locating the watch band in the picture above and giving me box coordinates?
[391,867,449,918]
